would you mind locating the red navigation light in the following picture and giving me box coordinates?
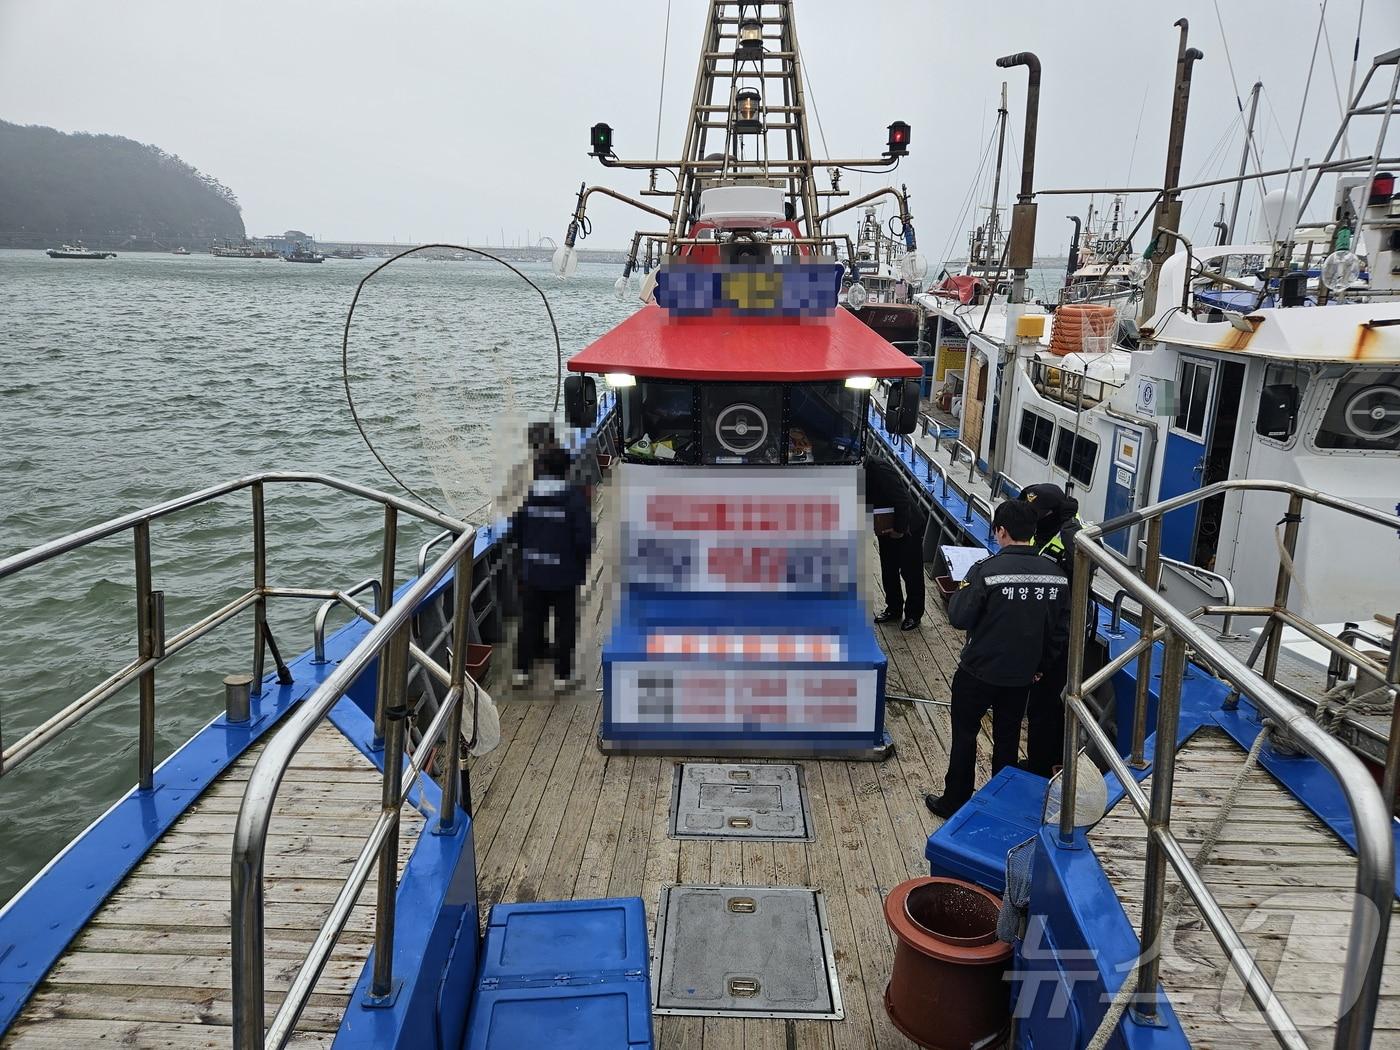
[886,121,910,157]
[1370,171,1395,206]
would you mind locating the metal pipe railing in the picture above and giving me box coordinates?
[1067,478,1398,1050]
[312,578,383,664]
[231,528,477,1049]
[0,473,464,782]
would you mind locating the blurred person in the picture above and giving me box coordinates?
[509,446,592,693]
[926,500,1068,818]
[863,456,927,630]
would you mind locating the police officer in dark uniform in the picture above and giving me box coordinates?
[925,500,1069,817]
[863,456,927,631]
[1019,483,1083,778]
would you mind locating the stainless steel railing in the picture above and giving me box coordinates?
[0,472,465,785]
[1063,479,1399,1050]
[231,526,478,1049]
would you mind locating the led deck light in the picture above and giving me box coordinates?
[886,121,910,157]
[604,373,637,388]
[844,375,877,390]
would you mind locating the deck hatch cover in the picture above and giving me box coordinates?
[668,762,812,840]
[653,885,843,1019]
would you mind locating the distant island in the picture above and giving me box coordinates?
[0,120,245,251]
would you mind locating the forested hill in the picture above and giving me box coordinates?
[0,121,246,250]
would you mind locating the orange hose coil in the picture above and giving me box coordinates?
[1048,304,1116,356]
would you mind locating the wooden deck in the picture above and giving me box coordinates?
[1,723,424,1050]
[466,479,993,1050]
[1092,728,1400,1047]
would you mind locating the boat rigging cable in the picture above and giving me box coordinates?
[653,0,672,157]
[340,243,564,520]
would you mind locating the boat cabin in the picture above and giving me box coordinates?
[564,259,921,757]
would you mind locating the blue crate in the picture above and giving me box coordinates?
[464,981,652,1050]
[925,766,1047,894]
[480,897,649,984]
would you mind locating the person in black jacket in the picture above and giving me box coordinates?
[863,456,927,630]
[925,500,1069,818]
[1019,483,1083,777]
[510,447,593,693]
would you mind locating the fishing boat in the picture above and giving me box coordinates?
[843,202,928,349]
[3,8,1400,1050]
[172,246,192,256]
[44,242,115,259]
[283,243,326,264]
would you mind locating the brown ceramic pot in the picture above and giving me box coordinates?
[883,876,1012,1049]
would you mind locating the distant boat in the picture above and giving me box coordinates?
[45,243,115,260]
[171,246,191,256]
[283,245,326,264]
[327,247,366,260]
[211,242,278,258]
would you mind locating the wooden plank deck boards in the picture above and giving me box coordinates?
[1,722,422,1049]
[1090,728,1400,1048]
[464,481,998,1048]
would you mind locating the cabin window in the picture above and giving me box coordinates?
[788,382,863,464]
[624,380,700,463]
[1255,363,1310,442]
[1314,368,1400,452]
[701,384,783,465]
[1016,409,1053,460]
[1173,358,1214,437]
[1052,428,1097,486]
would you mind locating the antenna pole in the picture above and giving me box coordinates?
[1226,81,1262,241]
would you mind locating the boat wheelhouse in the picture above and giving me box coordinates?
[564,255,921,758]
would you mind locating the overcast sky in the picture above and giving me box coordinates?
[2,0,1395,263]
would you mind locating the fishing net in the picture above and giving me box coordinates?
[1040,749,1109,830]
[997,835,1038,944]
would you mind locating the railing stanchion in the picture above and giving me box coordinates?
[1058,542,1093,845]
[134,520,157,791]
[369,619,411,1003]
[439,551,472,833]
[1132,632,1187,1023]
[1130,516,1163,768]
[251,482,268,694]
[1262,492,1304,687]
[373,506,399,747]
[1381,616,1400,816]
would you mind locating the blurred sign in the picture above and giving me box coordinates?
[621,465,859,594]
[612,664,878,734]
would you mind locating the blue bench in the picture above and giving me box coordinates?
[925,766,1047,894]
[464,897,654,1050]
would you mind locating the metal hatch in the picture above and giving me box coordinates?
[668,762,813,840]
[653,886,843,1019]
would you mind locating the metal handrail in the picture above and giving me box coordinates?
[231,527,477,1050]
[1064,478,1398,1050]
[949,439,978,485]
[1136,539,1240,638]
[312,578,383,664]
[417,528,456,575]
[0,473,464,782]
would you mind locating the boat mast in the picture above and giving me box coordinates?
[1140,19,1204,319]
[666,0,822,247]
[1226,80,1262,242]
[984,82,1009,275]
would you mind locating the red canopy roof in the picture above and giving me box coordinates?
[566,305,922,381]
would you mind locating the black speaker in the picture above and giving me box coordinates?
[563,375,598,429]
[884,379,919,435]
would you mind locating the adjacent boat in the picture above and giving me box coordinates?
[44,242,115,259]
